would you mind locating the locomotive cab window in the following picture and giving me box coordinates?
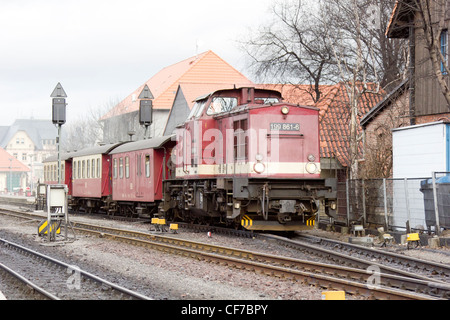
[206,97,238,115]
[234,119,248,160]
[188,100,207,119]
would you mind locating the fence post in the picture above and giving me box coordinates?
[383,178,388,231]
[346,179,350,227]
[362,180,366,226]
[404,178,411,233]
[431,172,441,236]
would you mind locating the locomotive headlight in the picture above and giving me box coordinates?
[305,162,318,174]
[281,106,290,115]
[330,201,337,210]
[254,162,265,174]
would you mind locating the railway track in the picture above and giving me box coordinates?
[0,238,152,300]
[1,207,448,300]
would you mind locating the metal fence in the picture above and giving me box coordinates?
[336,172,450,235]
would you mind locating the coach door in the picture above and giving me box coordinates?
[136,153,144,198]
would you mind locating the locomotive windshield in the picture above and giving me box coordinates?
[255,97,280,105]
[206,97,238,115]
[187,100,207,120]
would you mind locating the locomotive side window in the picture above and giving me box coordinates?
[119,158,123,179]
[145,155,150,178]
[125,156,130,178]
[234,119,248,160]
[207,97,238,115]
[113,159,117,179]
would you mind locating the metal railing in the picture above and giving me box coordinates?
[337,172,450,235]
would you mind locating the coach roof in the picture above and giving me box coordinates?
[109,136,174,155]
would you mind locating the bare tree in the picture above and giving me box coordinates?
[241,0,338,103]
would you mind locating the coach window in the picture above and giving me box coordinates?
[97,158,100,178]
[119,158,123,179]
[82,160,86,179]
[145,155,150,178]
[78,161,81,179]
[125,156,130,178]
[73,162,77,180]
[61,164,65,181]
[87,159,90,178]
[113,159,117,179]
[91,159,95,179]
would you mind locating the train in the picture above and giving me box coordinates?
[43,86,337,231]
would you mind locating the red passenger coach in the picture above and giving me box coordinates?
[70,143,125,213]
[109,136,175,217]
[43,154,73,195]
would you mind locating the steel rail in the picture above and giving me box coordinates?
[1,207,448,299]
[71,224,445,300]
[295,233,450,279]
[0,238,152,300]
[0,262,60,300]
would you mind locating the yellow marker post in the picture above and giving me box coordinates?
[322,291,346,300]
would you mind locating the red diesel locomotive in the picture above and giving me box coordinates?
[162,87,337,231]
[43,87,337,231]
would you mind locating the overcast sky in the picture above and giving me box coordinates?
[0,0,273,126]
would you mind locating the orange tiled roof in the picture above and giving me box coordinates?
[318,82,384,167]
[101,51,253,120]
[0,147,29,172]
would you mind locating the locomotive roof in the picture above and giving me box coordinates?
[109,135,174,154]
[193,87,282,102]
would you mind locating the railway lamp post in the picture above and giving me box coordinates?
[138,84,154,139]
[50,82,67,184]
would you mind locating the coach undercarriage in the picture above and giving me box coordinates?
[162,178,337,231]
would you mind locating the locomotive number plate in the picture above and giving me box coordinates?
[270,123,300,131]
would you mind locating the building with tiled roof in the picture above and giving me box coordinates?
[0,119,57,192]
[315,82,384,179]
[0,146,30,193]
[101,50,253,142]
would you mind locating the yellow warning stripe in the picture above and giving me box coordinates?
[241,215,252,229]
[38,220,61,235]
[306,218,315,226]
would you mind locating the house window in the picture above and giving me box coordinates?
[441,29,448,74]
